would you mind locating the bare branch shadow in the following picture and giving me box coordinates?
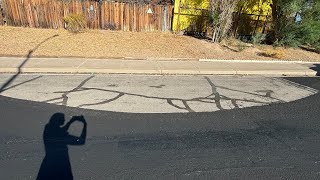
[41,75,284,113]
[44,76,94,106]
[0,34,58,94]
[0,75,42,92]
[78,92,124,108]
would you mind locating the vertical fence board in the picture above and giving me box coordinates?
[133,3,136,32]
[128,3,132,31]
[103,1,107,29]
[136,4,139,32]
[12,0,18,25]
[120,3,123,30]
[139,4,142,32]
[110,2,114,29]
[125,4,129,31]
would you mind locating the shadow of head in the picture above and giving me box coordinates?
[49,112,66,127]
[310,64,320,76]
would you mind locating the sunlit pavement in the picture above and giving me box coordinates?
[0,74,317,113]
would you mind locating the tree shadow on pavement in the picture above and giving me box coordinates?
[0,34,58,93]
[310,64,320,76]
[37,113,87,180]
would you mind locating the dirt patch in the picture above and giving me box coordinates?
[0,26,319,61]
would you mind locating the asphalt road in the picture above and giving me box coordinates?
[1,76,320,180]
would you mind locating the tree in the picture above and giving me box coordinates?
[269,0,320,50]
[270,0,304,42]
[209,0,240,42]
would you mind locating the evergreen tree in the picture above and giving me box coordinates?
[270,0,320,50]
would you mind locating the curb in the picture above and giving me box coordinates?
[0,68,317,76]
[1,56,319,64]
[199,59,320,64]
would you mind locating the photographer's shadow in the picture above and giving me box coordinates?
[37,113,87,180]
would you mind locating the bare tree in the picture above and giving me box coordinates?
[210,0,240,42]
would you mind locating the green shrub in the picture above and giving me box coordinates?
[237,41,247,52]
[252,33,266,47]
[63,13,86,33]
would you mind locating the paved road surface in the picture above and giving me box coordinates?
[0,75,320,179]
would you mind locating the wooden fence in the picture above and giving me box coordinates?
[1,0,173,32]
[233,13,272,37]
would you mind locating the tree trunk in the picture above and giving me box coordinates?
[271,0,281,42]
[212,29,216,42]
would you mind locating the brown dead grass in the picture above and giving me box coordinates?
[0,26,320,61]
[258,48,286,59]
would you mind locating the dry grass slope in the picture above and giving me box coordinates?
[0,26,319,61]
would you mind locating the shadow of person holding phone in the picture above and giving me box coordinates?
[37,113,87,180]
